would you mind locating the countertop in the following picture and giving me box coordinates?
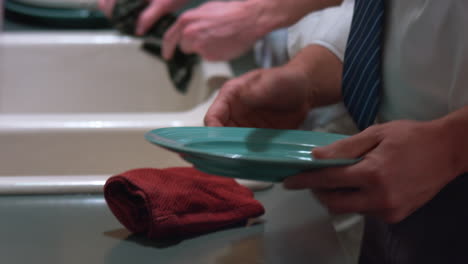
[0,185,350,264]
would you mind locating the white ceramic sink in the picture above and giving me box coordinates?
[0,32,222,114]
[0,31,265,194]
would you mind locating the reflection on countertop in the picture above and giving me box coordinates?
[0,185,350,264]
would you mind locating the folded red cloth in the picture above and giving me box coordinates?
[104,167,265,239]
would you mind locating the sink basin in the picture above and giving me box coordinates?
[0,31,244,194]
[0,32,224,113]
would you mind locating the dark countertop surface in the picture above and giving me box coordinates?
[0,185,350,264]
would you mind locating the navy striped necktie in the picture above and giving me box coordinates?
[342,0,385,130]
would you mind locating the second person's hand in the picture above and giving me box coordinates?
[162,1,270,61]
[204,66,312,129]
[99,0,190,35]
[204,44,344,129]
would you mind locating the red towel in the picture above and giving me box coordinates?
[104,167,265,239]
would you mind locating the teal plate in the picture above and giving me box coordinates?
[145,127,359,182]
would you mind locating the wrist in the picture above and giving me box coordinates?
[434,107,468,176]
[279,60,315,108]
[248,0,288,38]
[287,44,343,108]
[249,0,343,36]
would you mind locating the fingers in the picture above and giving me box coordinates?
[313,189,371,214]
[204,84,235,127]
[98,0,106,14]
[163,12,193,59]
[162,23,181,59]
[284,149,381,190]
[313,126,382,160]
[99,0,116,17]
[163,10,213,60]
[179,24,200,55]
[283,162,378,214]
[100,0,188,36]
[136,1,165,35]
[203,98,229,127]
[284,166,361,190]
[283,141,385,215]
[204,70,266,127]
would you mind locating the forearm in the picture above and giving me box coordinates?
[249,0,343,39]
[286,44,343,108]
[435,105,468,176]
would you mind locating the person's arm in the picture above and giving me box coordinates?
[438,106,468,175]
[162,0,343,60]
[287,44,343,108]
[204,44,343,128]
[253,0,344,40]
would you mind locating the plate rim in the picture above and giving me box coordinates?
[145,127,359,168]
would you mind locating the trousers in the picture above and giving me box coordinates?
[360,173,468,264]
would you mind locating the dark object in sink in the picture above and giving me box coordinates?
[111,0,199,94]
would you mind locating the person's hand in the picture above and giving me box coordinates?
[204,66,312,129]
[98,0,190,35]
[204,44,343,129]
[284,120,461,223]
[162,1,267,61]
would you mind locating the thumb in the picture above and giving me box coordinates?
[313,128,381,160]
[137,3,165,35]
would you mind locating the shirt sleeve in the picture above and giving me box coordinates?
[287,0,355,62]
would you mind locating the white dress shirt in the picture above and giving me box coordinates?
[287,0,358,134]
[290,0,468,125]
[287,0,355,61]
[380,0,468,122]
